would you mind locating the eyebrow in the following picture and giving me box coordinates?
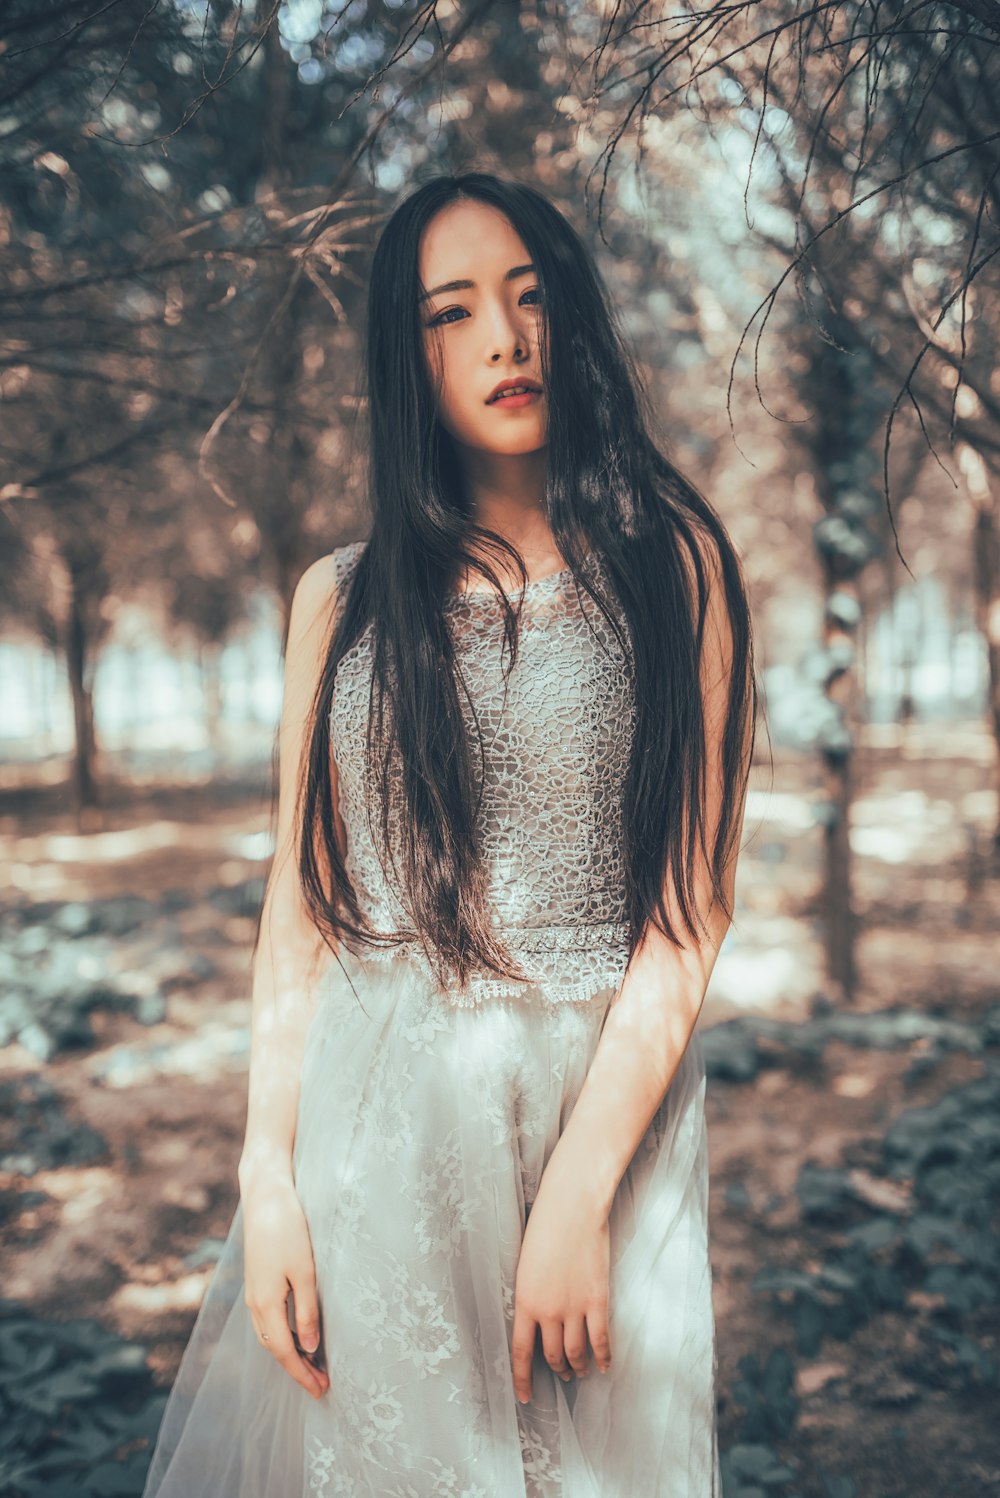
[418,263,536,304]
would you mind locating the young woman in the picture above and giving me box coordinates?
[141,171,756,1498]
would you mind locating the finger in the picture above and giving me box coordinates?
[511,1307,537,1404]
[286,1284,328,1394]
[586,1301,613,1373]
[288,1273,322,1359]
[269,1326,329,1399]
[540,1317,572,1382]
[562,1315,590,1379]
[256,1302,329,1400]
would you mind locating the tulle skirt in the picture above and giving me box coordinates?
[140,943,721,1497]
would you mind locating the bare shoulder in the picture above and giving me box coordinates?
[291,551,337,622]
[288,541,364,651]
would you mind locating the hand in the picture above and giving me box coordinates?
[241,1173,331,1401]
[510,1164,613,1404]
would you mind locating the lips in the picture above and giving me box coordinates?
[486,378,543,404]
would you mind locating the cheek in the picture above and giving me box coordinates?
[422,332,443,390]
[424,339,460,411]
[427,349,481,436]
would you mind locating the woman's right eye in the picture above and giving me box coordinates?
[427,306,466,327]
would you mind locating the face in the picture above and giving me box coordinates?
[418,199,548,457]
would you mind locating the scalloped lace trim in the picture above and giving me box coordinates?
[341,923,630,1009]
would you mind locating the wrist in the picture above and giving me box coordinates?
[540,1138,619,1225]
[238,1149,295,1198]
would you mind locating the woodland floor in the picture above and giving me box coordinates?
[0,723,997,1498]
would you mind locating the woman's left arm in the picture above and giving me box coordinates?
[511,532,754,1403]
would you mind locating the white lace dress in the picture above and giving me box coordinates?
[141,541,722,1498]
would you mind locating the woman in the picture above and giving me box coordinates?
[141,170,757,1497]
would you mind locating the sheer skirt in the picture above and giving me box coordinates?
[141,943,721,1497]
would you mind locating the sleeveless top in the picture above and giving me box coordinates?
[328,540,638,1007]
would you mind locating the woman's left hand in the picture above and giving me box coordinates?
[510,1160,613,1403]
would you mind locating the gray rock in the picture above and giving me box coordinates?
[12,924,49,959]
[726,1181,753,1213]
[92,895,159,937]
[795,1162,853,1222]
[52,902,96,938]
[16,1022,57,1063]
[0,993,33,1049]
[724,1441,796,1484]
[703,1021,761,1082]
[134,992,168,1026]
[820,1477,857,1498]
[0,1153,39,1177]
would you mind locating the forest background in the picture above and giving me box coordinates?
[0,2,998,1495]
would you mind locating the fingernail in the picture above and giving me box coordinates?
[303,1336,319,1353]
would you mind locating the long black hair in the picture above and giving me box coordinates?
[294,171,757,992]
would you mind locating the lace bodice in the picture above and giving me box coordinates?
[328,540,638,1005]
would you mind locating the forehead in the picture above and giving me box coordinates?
[418,200,529,280]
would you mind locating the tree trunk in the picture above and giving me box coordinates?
[65,562,102,828]
[255,3,313,640]
[199,639,225,768]
[972,487,1000,852]
[804,318,882,1003]
[819,558,860,1001]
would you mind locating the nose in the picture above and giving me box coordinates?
[487,303,529,362]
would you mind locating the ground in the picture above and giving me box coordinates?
[0,724,997,1497]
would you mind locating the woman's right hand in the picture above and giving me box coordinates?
[242,1174,331,1401]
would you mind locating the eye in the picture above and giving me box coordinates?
[426,305,466,327]
[425,287,542,328]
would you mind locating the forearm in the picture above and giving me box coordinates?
[542,903,730,1221]
[237,880,334,1196]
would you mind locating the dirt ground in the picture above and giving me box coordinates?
[1,726,998,1497]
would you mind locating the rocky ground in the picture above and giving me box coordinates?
[0,730,998,1497]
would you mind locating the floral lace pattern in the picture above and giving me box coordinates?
[283,946,721,1497]
[139,542,722,1498]
[329,540,638,1006]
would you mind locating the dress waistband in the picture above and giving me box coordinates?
[341,920,632,1008]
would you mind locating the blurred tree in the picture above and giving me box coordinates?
[0,0,588,795]
[1,0,997,896]
[966,445,1000,849]
[576,0,999,992]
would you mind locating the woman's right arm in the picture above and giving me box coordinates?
[237,552,341,1401]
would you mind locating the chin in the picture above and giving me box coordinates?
[491,440,547,459]
[452,427,547,458]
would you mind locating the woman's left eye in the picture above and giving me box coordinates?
[427,288,541,327]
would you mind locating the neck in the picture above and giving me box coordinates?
[453,445,558,568]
